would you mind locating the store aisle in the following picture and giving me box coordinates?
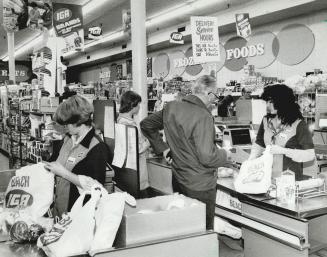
[0,153,9,171]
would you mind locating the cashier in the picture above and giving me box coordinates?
[249,84,315,180]
[44,95,111,216]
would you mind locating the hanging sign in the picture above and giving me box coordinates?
[53,3,83,37]
[122,9,131,33]
[53,3,84,53]
[170,32,184,44]
[235,13,251,38]
[190,16,220,63]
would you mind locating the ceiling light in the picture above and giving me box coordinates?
[145,4,193,27]
[83,0,111,16]
[61,0,223,58]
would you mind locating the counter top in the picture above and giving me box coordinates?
[217,178,327,220]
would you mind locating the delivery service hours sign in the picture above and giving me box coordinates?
[191,16,220,63]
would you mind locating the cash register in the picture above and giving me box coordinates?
[222,128,253,164]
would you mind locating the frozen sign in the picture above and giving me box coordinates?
[173,56,202,68]
[191,16,220,63]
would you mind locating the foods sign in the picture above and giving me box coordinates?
[191,16,220,63]
[53,3,83,37]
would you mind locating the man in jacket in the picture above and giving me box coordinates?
[141,75,230,230]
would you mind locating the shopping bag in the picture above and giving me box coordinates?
[38,186,102,257]
[89,189,136,255]
[234,148,273,194]
[5,163,54,218]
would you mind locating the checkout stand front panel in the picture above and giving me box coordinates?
[147,157,327,257]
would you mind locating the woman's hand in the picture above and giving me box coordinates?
[44,161,70,179]
[270,145,287,155]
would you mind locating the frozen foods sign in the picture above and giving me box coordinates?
[191,16,220,63]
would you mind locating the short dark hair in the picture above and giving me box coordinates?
[261,84,303,126]
[119,91,142,113]
[53,95,93,126]
[30,2,37,8]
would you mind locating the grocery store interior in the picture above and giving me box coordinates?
[1,0,327,256]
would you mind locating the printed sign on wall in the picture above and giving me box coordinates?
[190,16,220,63]
[235,13,251,38]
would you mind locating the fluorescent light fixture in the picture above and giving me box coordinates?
[82,0,113,16]
[87,30,125,49]
[2,33,43,61]
[145,4,193,27]
[145,0,220,27]
[1,28,54,61]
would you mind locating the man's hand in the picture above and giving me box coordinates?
[163,148,173,164]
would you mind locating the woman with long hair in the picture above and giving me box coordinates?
[249,84,315,180]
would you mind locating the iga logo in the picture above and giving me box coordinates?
[54,8,72,22]
[170,32,184,44]
[5,189,33,208]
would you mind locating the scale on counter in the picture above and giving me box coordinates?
[222,128,253,164]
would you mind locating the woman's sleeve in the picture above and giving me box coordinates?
[255,119,266,148]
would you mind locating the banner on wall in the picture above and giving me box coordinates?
[190,16,220,63]
[3,0,52,32]
[53,3,84,52]
[235,13,251,38]
[0,61,32,82]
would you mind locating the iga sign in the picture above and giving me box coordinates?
[53,3,83,37]
[170,32,184,44]
[226,43,264,60]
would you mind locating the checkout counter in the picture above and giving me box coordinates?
[146,156,327,257]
